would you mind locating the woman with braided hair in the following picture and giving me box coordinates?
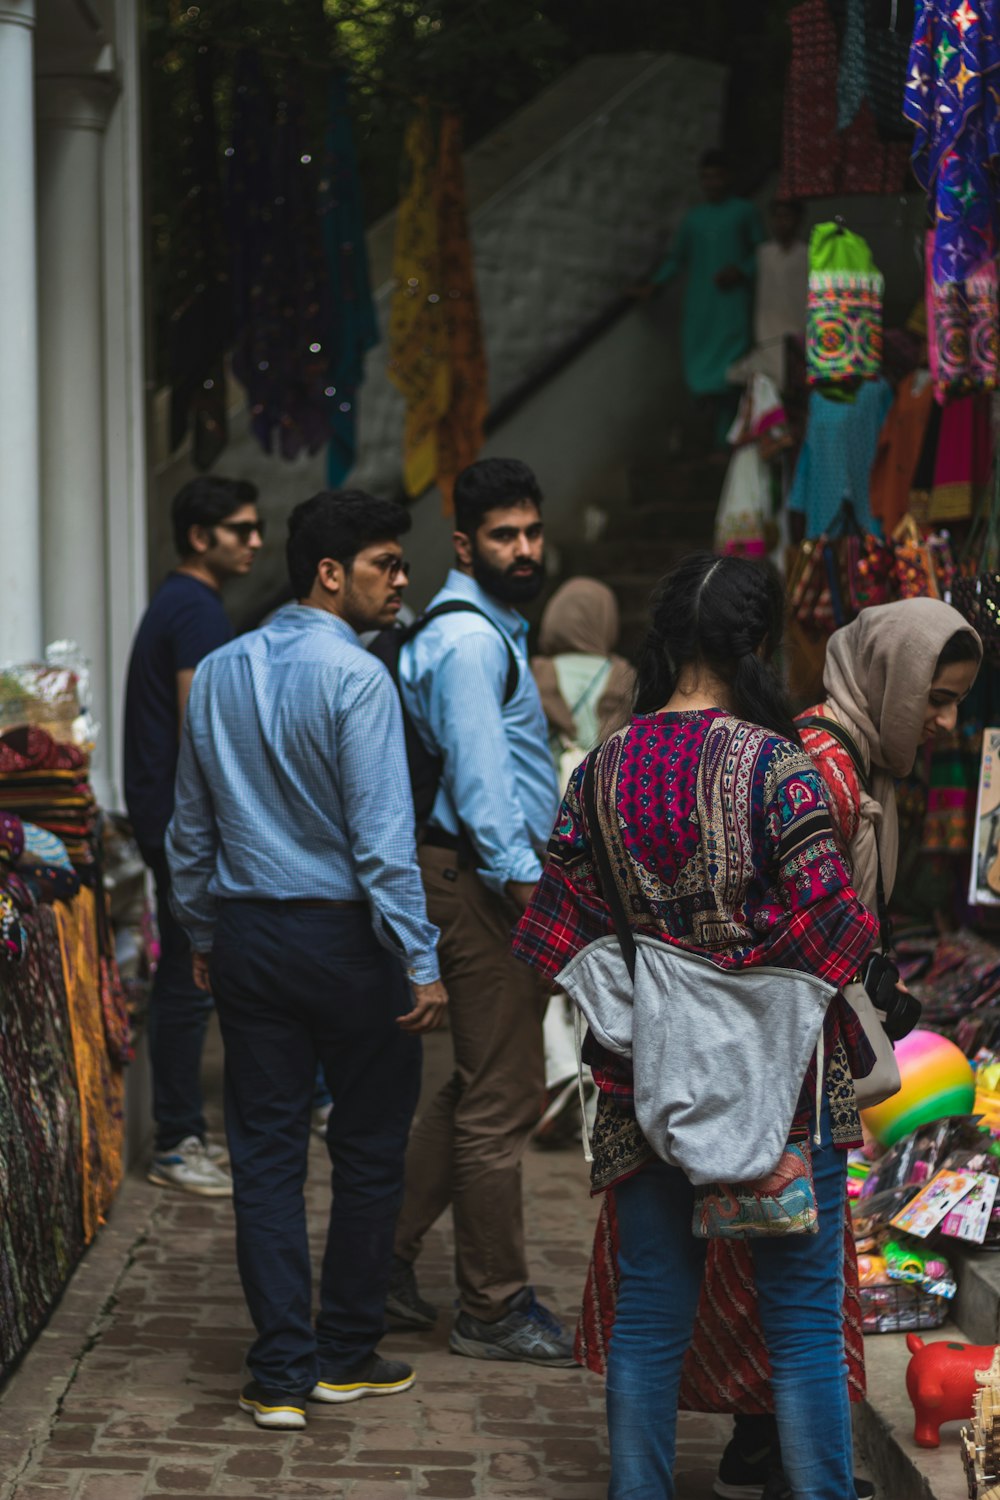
[513,553,879,1500]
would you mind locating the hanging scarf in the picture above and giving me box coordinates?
[322,76,379,486]
[434,114,488,513]
[166,43,230,470]
[228,55,330,460]
[822,598,982,905]
[904,0,1000,284]
[387,109,450,498]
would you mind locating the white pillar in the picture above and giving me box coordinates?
[0,1,41,660]
[37,73,116,802]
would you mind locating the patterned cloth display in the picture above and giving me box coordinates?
[780,0,911,199]
[905,0,1000,285]
[434,114,488,513]
[228,53,331,460]
[388,108,450,498]
[321,75,379,486]
[0,728,98,867]
[53,890,125,1243]
[806,223,884,385]
[926,229,1000,398]
[0,901,85,1381]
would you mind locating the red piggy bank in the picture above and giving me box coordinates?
[905,1334,1000,1447]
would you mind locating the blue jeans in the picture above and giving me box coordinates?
[607,1101,851,1500]
[210,900,421,1395]
[144,846,215,1151]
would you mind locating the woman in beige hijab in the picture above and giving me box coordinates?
[531,578,635,1139]
[532,578,635,783]
[801,596,982,912]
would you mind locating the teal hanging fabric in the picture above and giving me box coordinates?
[806,222,885,385]
[321,76,379,485]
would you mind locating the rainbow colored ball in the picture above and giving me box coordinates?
[861,1029,975,1148]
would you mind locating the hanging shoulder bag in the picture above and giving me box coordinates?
[555,754,837,1188]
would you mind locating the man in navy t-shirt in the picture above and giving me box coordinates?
[124,476,263,1195]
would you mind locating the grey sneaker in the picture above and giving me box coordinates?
[385,1255,438,1330]
[204,1137,229,1167]
[147,1135,233,1197]
[449,1286,576,1366]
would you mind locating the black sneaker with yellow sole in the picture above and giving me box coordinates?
[309,1354,415,1405]
[238,1380,307,1430]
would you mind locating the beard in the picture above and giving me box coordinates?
[471,547,545,605]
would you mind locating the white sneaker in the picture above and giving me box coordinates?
[204,1137,229,1167]
[147,1136,233,1197]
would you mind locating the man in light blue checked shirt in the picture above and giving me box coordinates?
[167,490,447,1432]
[386,458,575,1367]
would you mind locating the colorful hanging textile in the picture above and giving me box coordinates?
[904,0,1000,284]
[0,901,84,1381]
[780,0,911,199]
[806,223,884,385]
[870,369,937,533]
[166,43,230,470]
[54,890,125,1243]
[322,77,379,487]
[926,230,1000,398]
[387,110,450,499]
[929,390,995,519]
[434,114,488,513]
[228,54,330,460]
[836,0,913,141]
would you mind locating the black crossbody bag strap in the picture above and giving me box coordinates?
[583,753,637,980]
[797,714,892,955]
[411,601,520,704]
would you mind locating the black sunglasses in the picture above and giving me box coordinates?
[217,519,266,543]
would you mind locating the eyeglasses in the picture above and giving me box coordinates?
[217,519,266,543]
[368,555,411,579]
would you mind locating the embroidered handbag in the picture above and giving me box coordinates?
[806,223,884,385]
[557,756,836,1188]
[892,514,939,599]
[692,1140,818,1239]
[789,538,836,632]
[847,532,894,612]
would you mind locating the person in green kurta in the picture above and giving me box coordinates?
[651,150,764,449]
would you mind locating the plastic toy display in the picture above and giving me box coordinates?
[906,1335,1000,1448]
[861,1029,976,1147]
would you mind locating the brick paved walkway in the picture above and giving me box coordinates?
[0,1026,730,1500]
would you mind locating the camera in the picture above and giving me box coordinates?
[861,951,922,1042]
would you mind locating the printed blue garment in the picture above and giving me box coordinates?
[786,378,894,539]
[904,0,1000,283]
[322,76,379,485]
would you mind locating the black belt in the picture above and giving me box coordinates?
[420,826,476,865]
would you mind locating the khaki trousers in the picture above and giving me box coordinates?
[393,845,547,1320]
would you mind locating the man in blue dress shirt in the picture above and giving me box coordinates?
[167,490,447,1430]
[386,458,573,1365]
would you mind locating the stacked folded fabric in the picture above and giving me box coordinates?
[0,726,97,867]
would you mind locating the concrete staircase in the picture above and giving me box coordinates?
[554,454,727,657]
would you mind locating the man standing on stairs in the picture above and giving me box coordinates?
[385,456,575,1365]
[646,148,763,452]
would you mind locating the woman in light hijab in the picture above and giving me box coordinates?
[531,579,635,1141]
[710,595,982,1499]
[533,578,635,783]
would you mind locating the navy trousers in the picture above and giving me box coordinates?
[143,845,214,1151]
[210,900,421,1395]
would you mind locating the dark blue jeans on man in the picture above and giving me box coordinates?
[209,900,421,1396]
[144,846,215,1151]
[606,1098,851,1500]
